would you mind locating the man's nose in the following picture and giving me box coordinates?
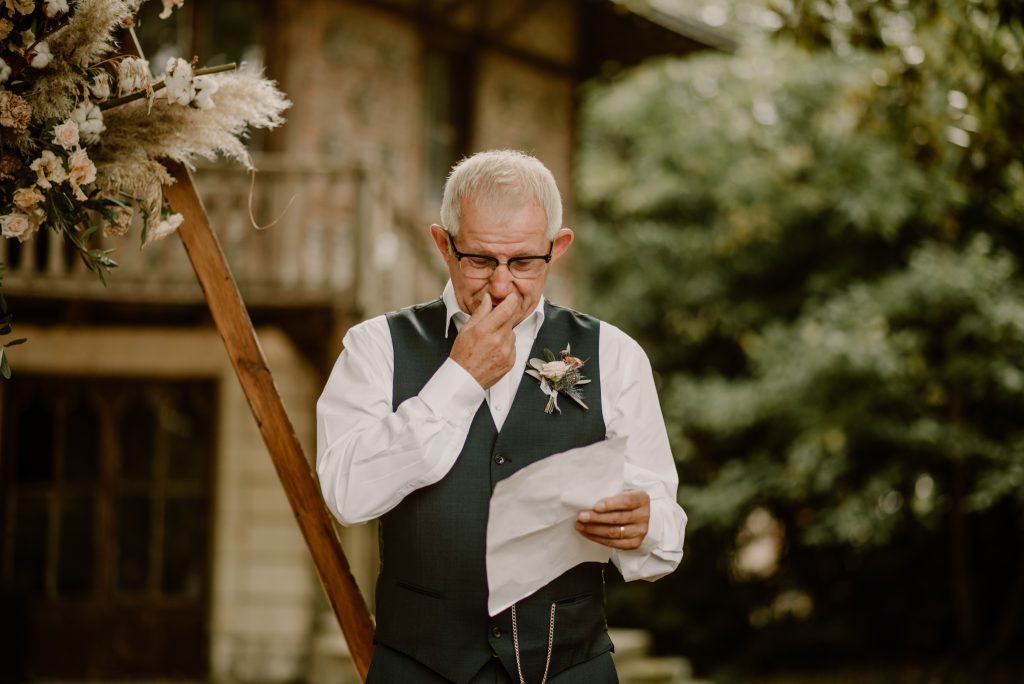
[488,264,515,298]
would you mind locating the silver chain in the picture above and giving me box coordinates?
[511,602,556,684]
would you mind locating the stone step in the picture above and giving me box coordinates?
[609,627,706,684]
[309,621,705,684]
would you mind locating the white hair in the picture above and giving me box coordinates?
[440,150,563,240]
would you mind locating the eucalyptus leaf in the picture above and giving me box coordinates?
[566,392,588,410]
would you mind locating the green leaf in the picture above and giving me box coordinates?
[566,391,589,410]
[0,349,9,380]
[3,337,27,348]
[543,348,556,362]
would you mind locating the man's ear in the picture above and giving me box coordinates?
[429,224,451,263]
[551,227,574,262]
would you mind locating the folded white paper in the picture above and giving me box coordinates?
[486,436,627,616]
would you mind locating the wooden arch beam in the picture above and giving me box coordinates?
[119,29,375,682]
[163,161,375,682]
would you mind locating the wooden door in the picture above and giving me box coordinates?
[0,375,216,680]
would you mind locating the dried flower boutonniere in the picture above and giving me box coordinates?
[526,344,591,414]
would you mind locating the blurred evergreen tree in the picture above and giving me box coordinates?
[579,0,1024,675]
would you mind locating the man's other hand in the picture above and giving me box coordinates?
[450,291,521,389]
[574,489,650,550]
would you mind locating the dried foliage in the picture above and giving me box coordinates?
[98,70,290,170]
[0,0,291,377]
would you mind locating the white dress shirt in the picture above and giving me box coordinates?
[316,282,687,582]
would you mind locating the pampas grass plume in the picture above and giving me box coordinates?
[98,71,291,170]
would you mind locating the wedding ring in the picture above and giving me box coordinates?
[619,525,625,538]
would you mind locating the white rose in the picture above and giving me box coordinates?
[30,150,68,189]
[52,119,80,150]
[540,360,569,382]
[67,148,97,201]
[1,212,38,242]
[0,57,10,85]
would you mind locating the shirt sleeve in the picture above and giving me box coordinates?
[316,316,485,525]
[600,322,688,582]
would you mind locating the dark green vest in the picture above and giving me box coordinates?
[377,299,613,683]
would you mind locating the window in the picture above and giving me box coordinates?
[134,0,264,69]
[424,48,473,203]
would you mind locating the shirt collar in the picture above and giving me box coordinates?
[441,280,546,338]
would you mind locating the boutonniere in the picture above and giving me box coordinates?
[526,344,591,414]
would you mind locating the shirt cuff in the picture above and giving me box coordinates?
[612,494,686,581]
[419,357,486,425]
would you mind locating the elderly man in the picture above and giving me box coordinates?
[317,150,685,683]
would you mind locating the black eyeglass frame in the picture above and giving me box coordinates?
[446,232,553,279]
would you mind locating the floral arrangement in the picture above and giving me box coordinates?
[0,0,291,378]
[526,344,590,414]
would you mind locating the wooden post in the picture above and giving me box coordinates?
[162,160,376,680]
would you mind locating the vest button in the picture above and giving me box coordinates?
[491,626,502,638]
[493,453,506,465]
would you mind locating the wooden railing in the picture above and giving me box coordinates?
[0,156,445,314]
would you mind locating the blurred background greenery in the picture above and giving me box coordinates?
[579,0,1024,680]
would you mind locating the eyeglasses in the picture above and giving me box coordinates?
[446,232,553,280]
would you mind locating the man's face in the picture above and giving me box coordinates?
[430,195,573,326]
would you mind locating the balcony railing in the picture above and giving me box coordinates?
[1,156,445,316]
